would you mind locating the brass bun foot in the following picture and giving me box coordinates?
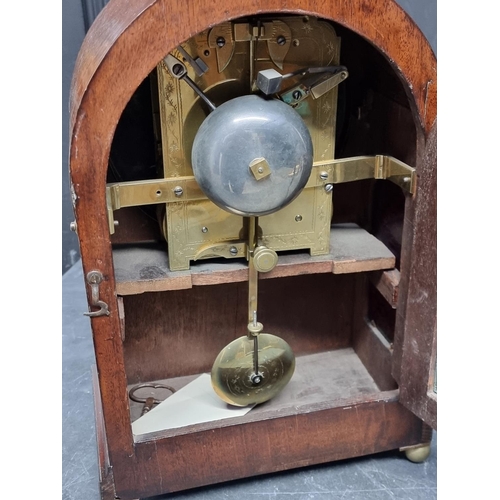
[403,443,431,463]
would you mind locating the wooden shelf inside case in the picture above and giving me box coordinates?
[128,348,397,442]
[113,223,395,295]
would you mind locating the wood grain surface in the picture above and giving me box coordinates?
[395,121,437,429]
[124,396,425,497]
[127,348,383,428]
[122,273,355,383]
[369,269,401,309]
[113,224,395,295]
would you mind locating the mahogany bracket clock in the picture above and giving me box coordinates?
[69,0,436,497]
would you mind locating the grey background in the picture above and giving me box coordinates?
[61,0,436,274]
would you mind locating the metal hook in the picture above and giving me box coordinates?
[83,271,110,318]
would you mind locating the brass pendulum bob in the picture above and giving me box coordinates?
[211,217,295,406]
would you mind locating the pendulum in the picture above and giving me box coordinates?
[210,217,295,406]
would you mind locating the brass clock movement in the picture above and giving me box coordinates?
[104,15,416,406]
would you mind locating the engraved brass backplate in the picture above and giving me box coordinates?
[156,16,341,270]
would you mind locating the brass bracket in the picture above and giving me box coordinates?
[279,68,349,105]
[105,157,415,234]
[106,177,205,234]
[105,165,329,233]
[314,155,416,195]
[208,21,292,72]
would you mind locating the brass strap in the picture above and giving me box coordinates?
[313,155,416,194]
[105,156,416,234]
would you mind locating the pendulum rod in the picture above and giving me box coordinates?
[247,216,262,383]
[249,28,255,90]
[252,311,259,377]
[211,216,295,404]
[248,216,259,328]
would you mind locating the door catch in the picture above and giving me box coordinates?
[84,271,110,318]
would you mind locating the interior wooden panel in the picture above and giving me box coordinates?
[125,397,424,498]
[347,273,397,391]
[368,281,397,343]
[122,273,356,384]
[109,206,161,244]
[371,181,406,269]
[112,224,396,295]
[353,320,397,391]
[333,22,417,165]
[369,269,400,309]
[128,348,383,430]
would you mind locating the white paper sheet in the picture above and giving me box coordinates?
[132,373,255,436]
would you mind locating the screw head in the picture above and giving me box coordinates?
[87,271,102,284]
[70,221,77,232]
[216,36,226,47]
[229,246,238,256]
[295,215,303,222]
[324,184,334,193]
[202,227,208,233]
[277,35,286,46]
[292,90,302,101]
[173,186,183,197]
[251,373,263,385]
[320,171,328,181]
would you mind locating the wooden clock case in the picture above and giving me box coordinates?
[69,0,437,498]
